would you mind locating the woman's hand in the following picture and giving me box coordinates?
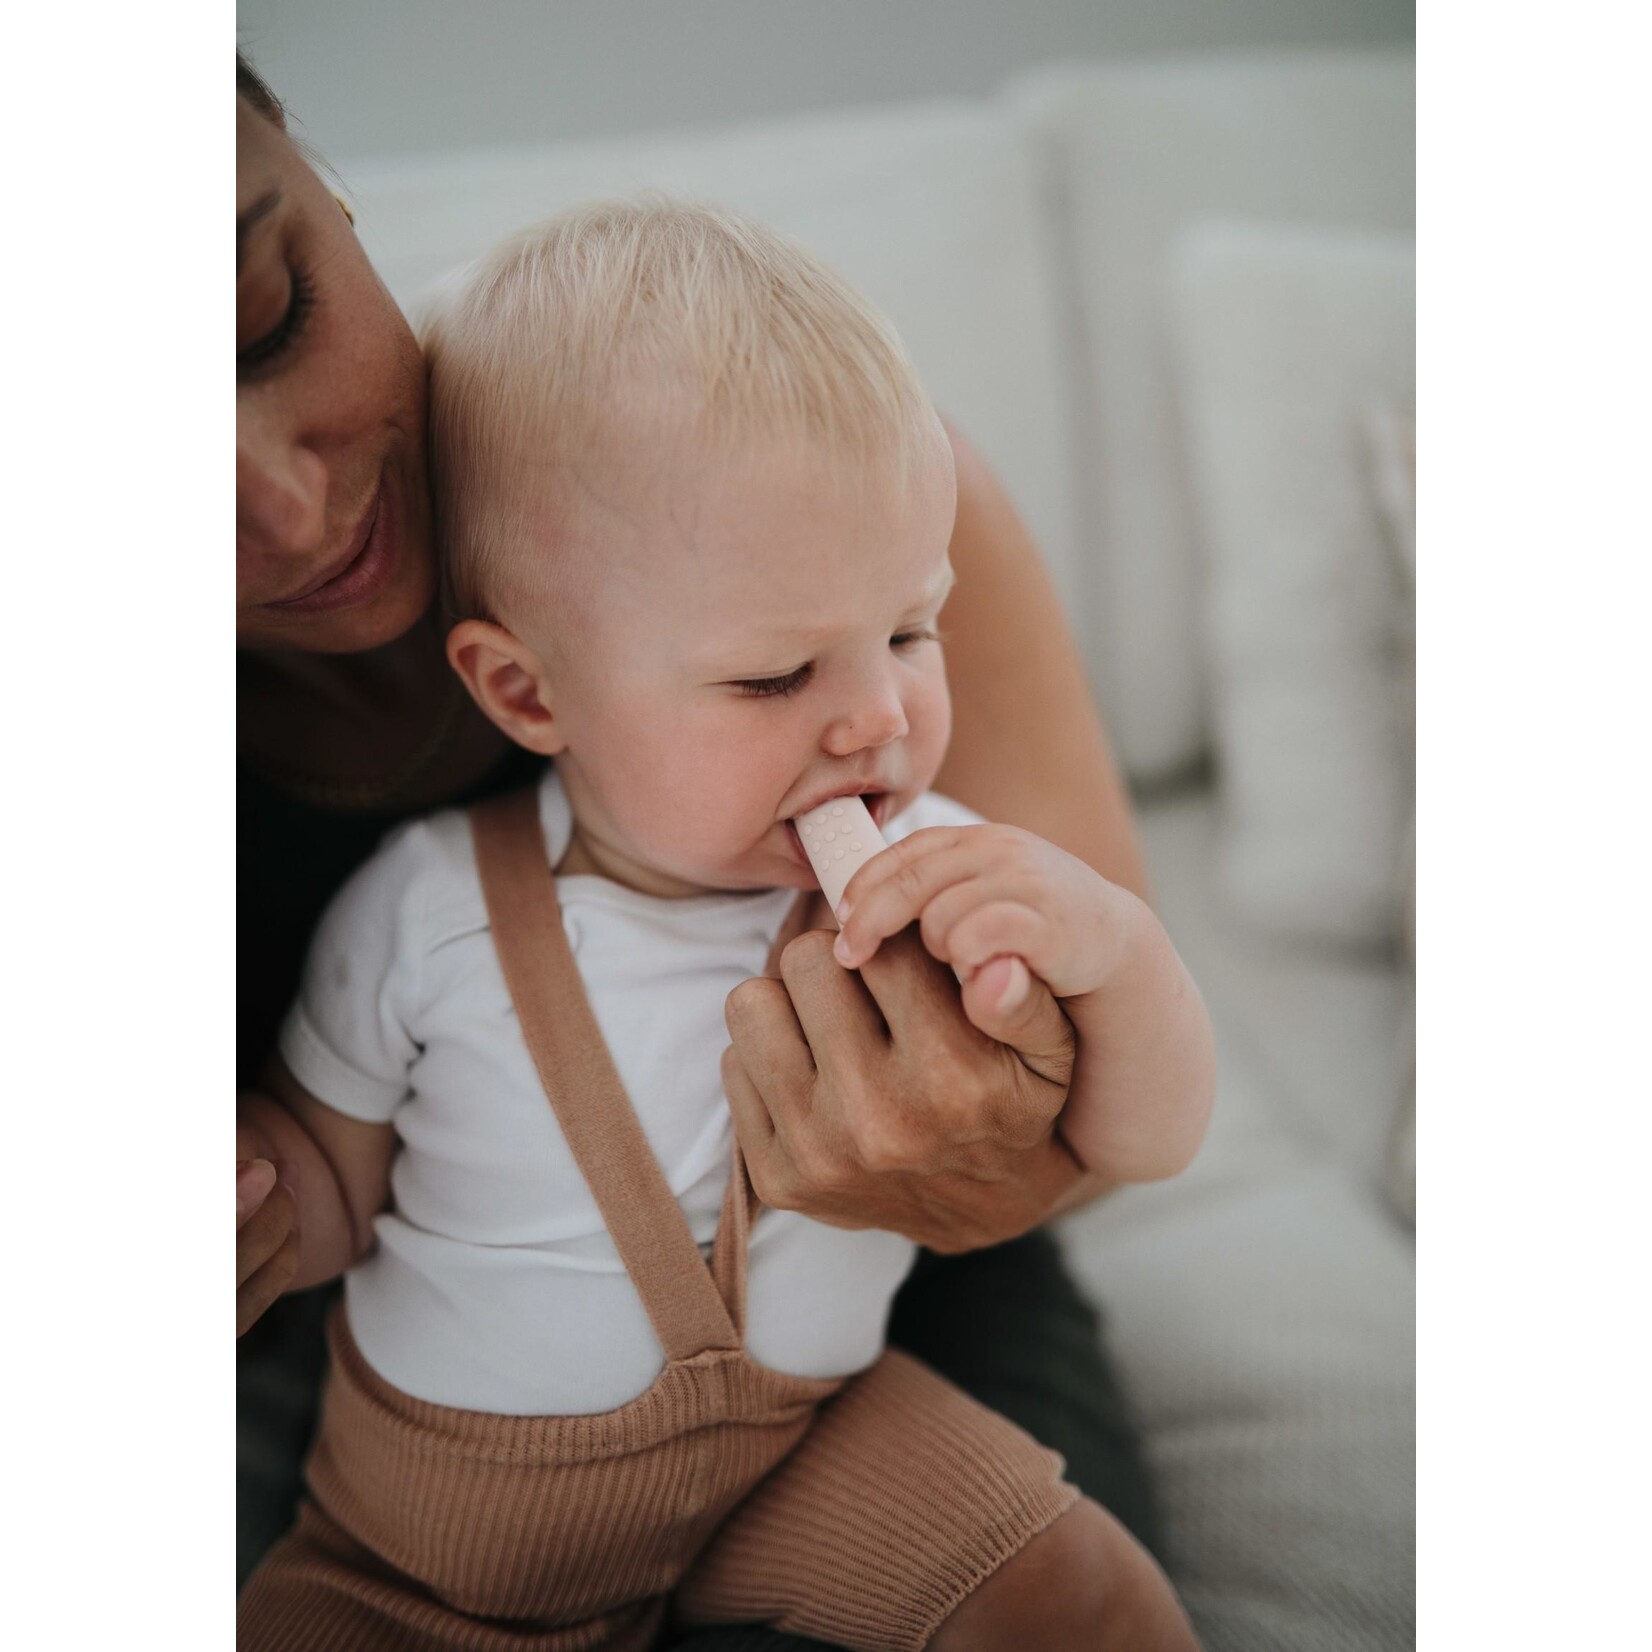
[721,925,1102,1253]
[237,1122,298,1336]
[825,827,1213,1183]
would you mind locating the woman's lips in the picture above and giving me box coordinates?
[268,482,398,615]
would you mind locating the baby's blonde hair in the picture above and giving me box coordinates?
[424,196,940,622]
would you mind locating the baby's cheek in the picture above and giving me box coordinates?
[632,736,774,865]
[906,672,953,792]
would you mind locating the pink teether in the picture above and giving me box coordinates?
[791,795,887,911]
[794,799,1031,1004]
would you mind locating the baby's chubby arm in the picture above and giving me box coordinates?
[237,1059,395,1325]
[830,826,1215,1185]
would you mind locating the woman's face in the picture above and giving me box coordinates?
[237,96,435,652]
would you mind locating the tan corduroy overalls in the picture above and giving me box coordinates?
[239,789,1078,1652]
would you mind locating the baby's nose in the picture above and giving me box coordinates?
[821,685,908,758]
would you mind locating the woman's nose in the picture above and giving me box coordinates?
[237,430,328,559]
[822,672,910,758]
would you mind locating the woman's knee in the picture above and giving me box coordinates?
[928,1497,1198,1652]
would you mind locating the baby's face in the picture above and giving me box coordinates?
[530,427,957,897]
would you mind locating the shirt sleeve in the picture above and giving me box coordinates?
[276,821,434,1123]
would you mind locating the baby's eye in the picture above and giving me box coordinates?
[733,662,814,699]
[891,627,940,650]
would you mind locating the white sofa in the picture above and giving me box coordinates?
[341,51,1416,1650]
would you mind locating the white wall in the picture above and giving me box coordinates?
[237,0,1413,166]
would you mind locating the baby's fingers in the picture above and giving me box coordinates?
[833,829,986,967]
[946,901,1047,980]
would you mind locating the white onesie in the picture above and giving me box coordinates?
[279,767,981,1415]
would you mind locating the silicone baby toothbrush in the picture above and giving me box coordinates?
[791,795,887,913]
[792,796,1031,1009]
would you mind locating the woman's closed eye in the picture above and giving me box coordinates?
[238,263,318,376]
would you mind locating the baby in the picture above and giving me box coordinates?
[237,200,1211,1652]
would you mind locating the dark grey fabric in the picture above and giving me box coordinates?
[238,1285,335,1589]
[888,1229,1160,1554]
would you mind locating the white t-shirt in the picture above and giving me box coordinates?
[279,768,981,1414]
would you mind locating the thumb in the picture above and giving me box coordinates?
[960,956,1075,1088]
[237,1158,277,1229]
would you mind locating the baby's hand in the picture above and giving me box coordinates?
[831,824,1143,1024]
[836,825,1214,1185]
[832,832,1209,1182]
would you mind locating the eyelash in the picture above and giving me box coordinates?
[238,265,317,373]
[737,663,813,699]
[733,629,940,699]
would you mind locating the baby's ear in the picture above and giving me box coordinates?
[446,619,567,756]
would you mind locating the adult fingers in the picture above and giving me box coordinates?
[959,962,1076,1090]
[237,1227,300,1337]
[720,1042,787,1206]
[724,974,816,1099]
[236,1179,295,1290]
[237,1158,277,1230]
[775,929,890,1089]
[852,926,976,1054]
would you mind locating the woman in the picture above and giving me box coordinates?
[235,53,1162,1643]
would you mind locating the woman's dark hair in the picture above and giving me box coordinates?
[237,52,284,124]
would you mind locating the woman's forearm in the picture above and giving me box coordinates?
[934,420,1149,902]
[929,422,1156,1223]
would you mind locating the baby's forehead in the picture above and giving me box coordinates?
[537,430,948,638]
[497,396,951,592]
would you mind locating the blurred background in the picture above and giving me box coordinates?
[238,5,1416,1648]
[238,0,1411,156]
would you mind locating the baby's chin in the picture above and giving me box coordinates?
[691,839,825,897]
[624,840,817,898]
[686,858,819,896]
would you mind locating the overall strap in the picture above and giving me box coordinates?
[471,788,741,1362]
[706,886,827,1338]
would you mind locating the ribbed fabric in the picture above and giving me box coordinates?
[238,787,1077,1651]
[239,1312,839,1651]
[677,1350,1079,1648]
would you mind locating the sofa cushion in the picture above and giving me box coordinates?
[1059,1158,1415,1652]
[338,102,1085,623]
[1012,51,1414,784]
[1169,222,1414,947]
[1061,787,1414,1649]
[1363,406,1416,1226]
